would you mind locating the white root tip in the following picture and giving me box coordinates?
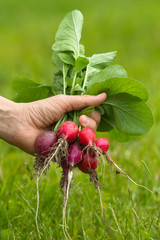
[62,169,73,240]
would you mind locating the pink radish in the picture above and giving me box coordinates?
[68,143,82,166]
[79,128,95,147]
[95,137,110,154]
[35,131,57,156]
[78,151,98,173]
[57,121,79,143]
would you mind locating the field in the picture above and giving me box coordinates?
[0,0,160,239]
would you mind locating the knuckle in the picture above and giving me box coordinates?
[82,95,89,105]
[90,110,101,124]
[96,112,101,124]
[89,119,97,132]
[55,94,64,100]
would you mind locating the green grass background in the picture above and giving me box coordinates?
[0,0,160,239]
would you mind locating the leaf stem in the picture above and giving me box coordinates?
[71,72,77,95]
[54,114,67,132]
[82,65,88,93]
[63,64,66,95]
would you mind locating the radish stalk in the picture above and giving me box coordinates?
[70,72,77,95]
[82,65,89,91]
[63,64,66,95]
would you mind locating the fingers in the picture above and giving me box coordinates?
[54,93,106,113]
[89,110,101,126]
[79,110,101,132]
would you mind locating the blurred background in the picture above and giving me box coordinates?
[0,0,160,239]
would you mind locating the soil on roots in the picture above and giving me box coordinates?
[34,135,69,176]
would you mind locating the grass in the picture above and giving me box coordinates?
[0,0,160,239]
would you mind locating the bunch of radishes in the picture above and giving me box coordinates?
[34,120,111,239]
[35,121,110,179]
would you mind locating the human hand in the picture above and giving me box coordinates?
[0,94,106,154]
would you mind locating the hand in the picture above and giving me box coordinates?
[0,94,106,154]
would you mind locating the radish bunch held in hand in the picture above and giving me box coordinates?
[12,9,153,239]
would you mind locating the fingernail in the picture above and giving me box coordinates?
[97,93,106,97]
[82,115,90,124]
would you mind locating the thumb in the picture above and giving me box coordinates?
[53,93,107,113]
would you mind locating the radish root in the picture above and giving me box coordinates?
[88,169,104,217]
[105,152,153,193]
[36,173,41,239]
[62,168,73,240]
[34,136,69,238]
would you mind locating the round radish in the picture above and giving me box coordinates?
[95,137,110,154]
[79,128,95,147]
[57,121,79,143]
[68,143,82,167]
[77,151,98,173]
[35,131,57,156]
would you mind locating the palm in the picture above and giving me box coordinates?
[12,94,106,154]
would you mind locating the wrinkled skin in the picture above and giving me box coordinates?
[0,93,106,154]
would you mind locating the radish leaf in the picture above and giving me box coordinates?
[52,10,83,59]
[80,106,95,116]
[12,77,53,103]
[87,64,128,88]
[102,93,154,135]
[87,51,117,77]
[97,116,114,132]
[58,53,75,66]
[87,67,148,101]
[75,56,89,73]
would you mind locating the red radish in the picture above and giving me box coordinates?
[57,121,79,143]
[35,131,57,156]
[95,137,110,154]
[79,128,95,147]
[68,143,82,166]
[77,151,98,173]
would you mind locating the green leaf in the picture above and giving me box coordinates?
[80,106,95,116]
[52,52,63,70]
[75,56,89,73]
[72,84,84,92]
[87,64,127,90]
[52,10,83,59]
[87,51,117,77]
[89,51,117,69]
[87,66,99,77]
[80,44,85,56]
[12,77,53,103]
[95,105,105,115]
[63,63,69,78]
[97,118,114,132]
[53,69,62,76]
[97,106,115,132]
[102,93,154,135]
[52,75,63,95]
[52,62,69,95]
[58,52,75,65]
[87,65,149,101]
